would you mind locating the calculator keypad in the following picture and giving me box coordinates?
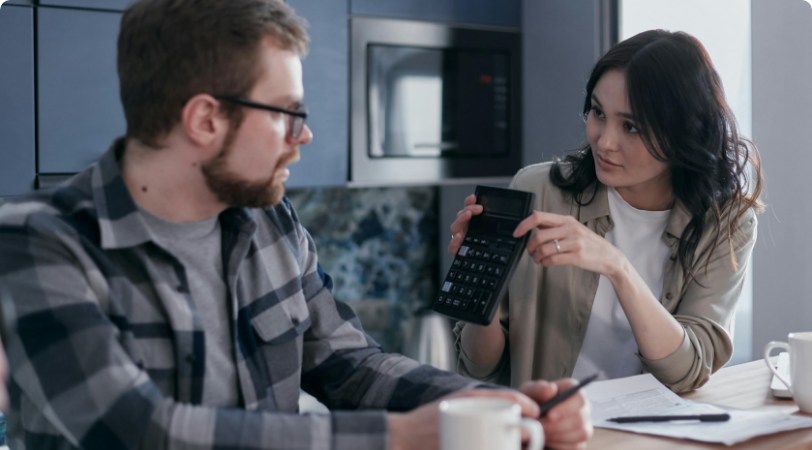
[435,235,517,321]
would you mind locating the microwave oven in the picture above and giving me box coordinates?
[350,17,521,186]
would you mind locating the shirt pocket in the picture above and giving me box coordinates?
[249,292,311,344]
[247,292,312,411]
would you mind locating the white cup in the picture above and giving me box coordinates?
[439,397,543,450]
[764,331,812,414]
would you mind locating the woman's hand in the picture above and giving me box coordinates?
[448,194,483,255]
[513,211,625,279]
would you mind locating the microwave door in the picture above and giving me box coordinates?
[369,46,453,158]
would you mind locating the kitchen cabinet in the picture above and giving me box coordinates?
[350,0,520,28]
[5,1,33,5]
[37,0,133,11]
[286,0,349,187]
[37,7,125,175]
[0,5,36,196]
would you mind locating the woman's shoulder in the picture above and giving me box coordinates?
[513,161,555,181]
[511,161,563,191]
[510,161,577,211]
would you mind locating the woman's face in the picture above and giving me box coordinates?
[586,69,672,210]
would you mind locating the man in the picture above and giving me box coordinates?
[0,1,592,449]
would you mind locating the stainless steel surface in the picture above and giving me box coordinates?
[350,16,522,186]
[403,308,455,371]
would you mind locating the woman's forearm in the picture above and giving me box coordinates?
[459,314,506,367]
[607,256,685,361]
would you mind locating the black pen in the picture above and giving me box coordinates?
[538,373,598,417]
[607,413,731,423]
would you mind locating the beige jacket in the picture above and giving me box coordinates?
[454,162,757,393]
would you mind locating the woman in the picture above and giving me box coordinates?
[450,29,763,393]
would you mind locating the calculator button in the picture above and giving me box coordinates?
[441,281,453,292]
[436,295,445,304]
[459,246,470,257]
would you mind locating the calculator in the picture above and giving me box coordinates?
[433,186,535,325]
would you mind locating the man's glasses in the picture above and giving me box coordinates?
[215,95,308,139]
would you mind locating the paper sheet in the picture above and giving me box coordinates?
[584,373,812,446]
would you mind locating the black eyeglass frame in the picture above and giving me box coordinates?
[215,95,308,139]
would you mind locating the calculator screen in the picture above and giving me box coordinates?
[479,194,525,218]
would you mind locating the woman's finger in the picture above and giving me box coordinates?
[513,211,569,237]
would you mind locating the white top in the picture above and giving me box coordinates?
[572,187,671,381]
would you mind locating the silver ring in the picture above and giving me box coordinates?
[451,233,456,242]
[554,239,561,254]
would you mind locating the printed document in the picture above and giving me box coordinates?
[584,373,812,446]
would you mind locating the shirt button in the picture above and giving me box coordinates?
[665,292,674,300]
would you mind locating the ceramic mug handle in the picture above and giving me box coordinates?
[520,418,544,450]
[764,341,792,391]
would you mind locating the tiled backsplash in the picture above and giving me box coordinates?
[287,186,439,352]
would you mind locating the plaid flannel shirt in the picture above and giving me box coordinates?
[0,139,479,450]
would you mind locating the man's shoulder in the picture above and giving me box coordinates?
[0,171,97,236]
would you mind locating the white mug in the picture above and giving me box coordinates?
[764,331,812,414]
[439,397,543,450]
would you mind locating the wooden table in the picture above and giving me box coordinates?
[587,359,812,449]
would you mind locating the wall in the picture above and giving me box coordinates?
[751,0,812,350]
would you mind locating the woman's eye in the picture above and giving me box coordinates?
[591,106,605,119]
[624,122,639,133]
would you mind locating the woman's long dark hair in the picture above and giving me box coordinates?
[551,29,763,279]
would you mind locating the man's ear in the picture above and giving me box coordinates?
[181,94,229,147]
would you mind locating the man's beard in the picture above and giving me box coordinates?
[201,129,299,209]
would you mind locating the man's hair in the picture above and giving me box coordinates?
[118,0,309,148]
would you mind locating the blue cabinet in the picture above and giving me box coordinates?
[0,6,36,196]
[37,0,133,11]
[37,7,125,174]
[350,0,519,28]
[286,0,349,187]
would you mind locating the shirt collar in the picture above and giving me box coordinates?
[91,138,256,249]
[577,182,691,240]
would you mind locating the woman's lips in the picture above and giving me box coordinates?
[596,153,621,169]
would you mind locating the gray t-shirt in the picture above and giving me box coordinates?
[140,209,239,407]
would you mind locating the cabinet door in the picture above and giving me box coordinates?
[37,0,133,11]
[286,0,349,187]
[5,1,34,5]
[37,7,125,174]
[350,0,519,28]
[0,6,36,196]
